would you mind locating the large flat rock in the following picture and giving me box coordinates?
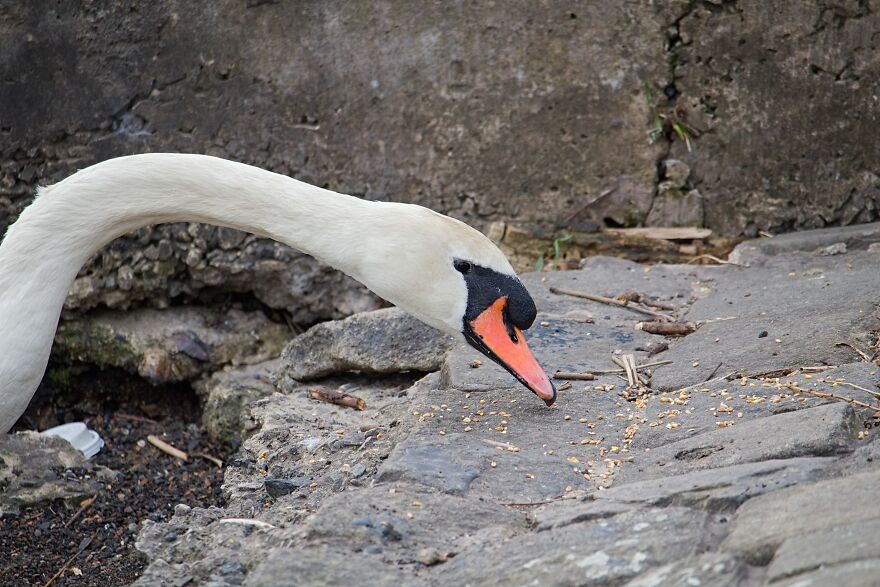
[54,306,289,384]
[278,308,455,381]
[131,240,880,587]
[617,402,860,482]
[721,468,880,564]
[652,251,880,390]
[438,507,710,587]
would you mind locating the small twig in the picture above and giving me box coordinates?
[43,533,95,587]
[563,186,618,223]
[637,321,696,336]
[686,254,740,266]
[480,439,521,452]
[821,379,880,400]
[835,342,872,362]
[557,382,572,391]
[704,362,723,382]
[549,287,675,321]
[641,299,676,311]
[783,383,880,413]
[116,412,158,425]
[611,355,636,388]
[147,434,188,461]
[800,365,837,372]
[498,494,575,507]
[553,371,596,381]
[217,518,277,530]
[193,452,223,467]
[554,359,673,381]
[64,496,96,528]
[308,386,366,410]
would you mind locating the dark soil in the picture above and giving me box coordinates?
[1,366,231,587]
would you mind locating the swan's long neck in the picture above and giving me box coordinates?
[0,153,374,432]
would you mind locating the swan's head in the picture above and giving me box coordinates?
[353,203,556,405]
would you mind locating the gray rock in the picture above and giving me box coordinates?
[278,308,455,381]
[618,402,860,482]
[767,518,880,583]
[128,244,880,586]
[651,251,880,390]
[622,553,753,587]
[598,457,834,512]
[533,499,639,532]
[771,560,880,587]
[303,485,525,557]
[194,359,281,442]
[730,222,880,264]
[54,307,289,384]
[438,507,709,587]
[376,435,490,495]
[264,477,311,498]
[0,432,113,515]
[247,549,416,587]
[721,468,880,564]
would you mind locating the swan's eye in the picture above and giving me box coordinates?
[454,260,472,274]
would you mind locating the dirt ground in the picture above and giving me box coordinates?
[1,367,230,587]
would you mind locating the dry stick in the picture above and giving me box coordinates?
[612,355,634,387]
[549,287,675,321]
[480,439,521,452]
[64,496,96,528]
[116,413,158,425]
[822,379,880,400]
[553,371,596,381]
[147,434,189,461]
[835,341,872,362]
[193,452,224,467]
[43,533,95,587]
[308,386,367,410]
[553,359,673,380]
[783,383,880,414]
[638,321,696,336]
[498,494,577,507]
[686,254,740,266]
[611,354,649,387]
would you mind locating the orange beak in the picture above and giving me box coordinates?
[464,297,556,405]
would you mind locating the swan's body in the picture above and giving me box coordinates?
[0,154,554,433]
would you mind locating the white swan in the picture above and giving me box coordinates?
[0,153,555,433]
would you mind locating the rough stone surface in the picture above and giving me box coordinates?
[721,468,880,565]
[54,306,290,384]
[58,231,880,586]
[0,432,113,516]
[771,560,880,587]
[441,507,711,587]
[767,518,880,583]
[278,308,455,381]
[247,550,412,587]
[651,250,880,390]
[617,402,860,482]
[597,457,835,513]
[194,359,281,443]
[623,553,756,587]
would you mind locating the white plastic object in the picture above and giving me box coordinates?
[40,422,104,459]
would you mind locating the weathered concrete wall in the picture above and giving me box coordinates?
[1,1,878,317]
